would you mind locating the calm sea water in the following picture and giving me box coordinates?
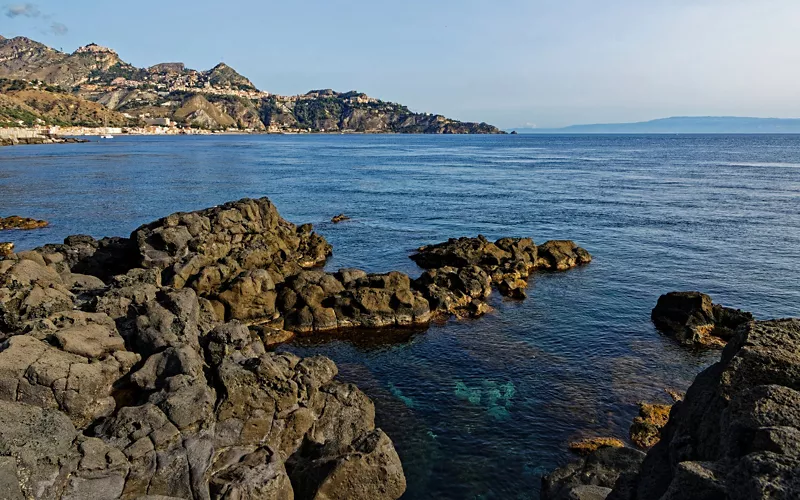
[2,134,799,498]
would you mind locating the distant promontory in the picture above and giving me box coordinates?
[0,36,502,134]
[511,116,800,134]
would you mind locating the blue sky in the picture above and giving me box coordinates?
[3,0,800,128]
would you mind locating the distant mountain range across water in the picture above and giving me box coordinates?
[510,116,800,134]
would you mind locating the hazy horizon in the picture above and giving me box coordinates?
[3,0,800,129]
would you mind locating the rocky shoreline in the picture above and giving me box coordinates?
[0,134,88,147]
[542,297,800,500]
[0,197,592,499]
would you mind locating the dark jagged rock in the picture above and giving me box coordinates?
[413,265,493,318]
[0,242,13,256]
[409,235,591,317]
[607,318,800,500]
[651,291,753,347]
[0,215,49,230]
[331,213,350,223]
[542,446,646,500]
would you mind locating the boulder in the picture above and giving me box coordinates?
[0,242,13,256]
[210,447,294,499]
[132,197,331,294]
[0,400,79,500]
[0,258,74,334]
[289,429,406,500]
[0,334,132,429]
[413,265,492,317]
[651,292,753,347]
[536,240,593,271]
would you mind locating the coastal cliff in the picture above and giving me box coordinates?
[0,36,503,133]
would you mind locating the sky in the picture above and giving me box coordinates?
[2,0,800,128]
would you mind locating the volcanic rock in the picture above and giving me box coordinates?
[629,403,672,449]
[0,215,49,230]
[542,446,646,500]
[410,235,591,317]
[606,319,800,500]
[651,291,753,347]
[279,269,431,332]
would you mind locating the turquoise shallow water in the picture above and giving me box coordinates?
[1,134,799,498]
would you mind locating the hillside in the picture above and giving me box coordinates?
[0,79,132,127]
[0,35,503,133]
[512,116,800,134]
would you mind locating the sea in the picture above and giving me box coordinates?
[1,134,799,499]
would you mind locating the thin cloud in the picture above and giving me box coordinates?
[5,3,69,36]
[5,3,40,18]
[49,22,67,35]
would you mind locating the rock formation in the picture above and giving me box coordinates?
[0,199,406,499]
[544,297,799,500]
[651,291,753,347]
[608,318,800,500]
[0,197,593,499]
[410,235,592,317]
[0,215,49,230]
[629,403,672,449]
[542,446,646,500]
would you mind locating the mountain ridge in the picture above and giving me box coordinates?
[0,35,503,133]
[511,116,800,134]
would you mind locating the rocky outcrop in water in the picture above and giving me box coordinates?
[0,199,408,499]
[410,235,591,317]
[0,215,49,230]
[651,292,753,347]
[0,197,593,499]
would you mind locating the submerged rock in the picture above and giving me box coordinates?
[0,215,49,230]
[651,291,753,347]
[331,213,350,223]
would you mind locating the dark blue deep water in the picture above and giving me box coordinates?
[2,134,799,499]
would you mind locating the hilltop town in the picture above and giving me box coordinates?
[0,36,503,135]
